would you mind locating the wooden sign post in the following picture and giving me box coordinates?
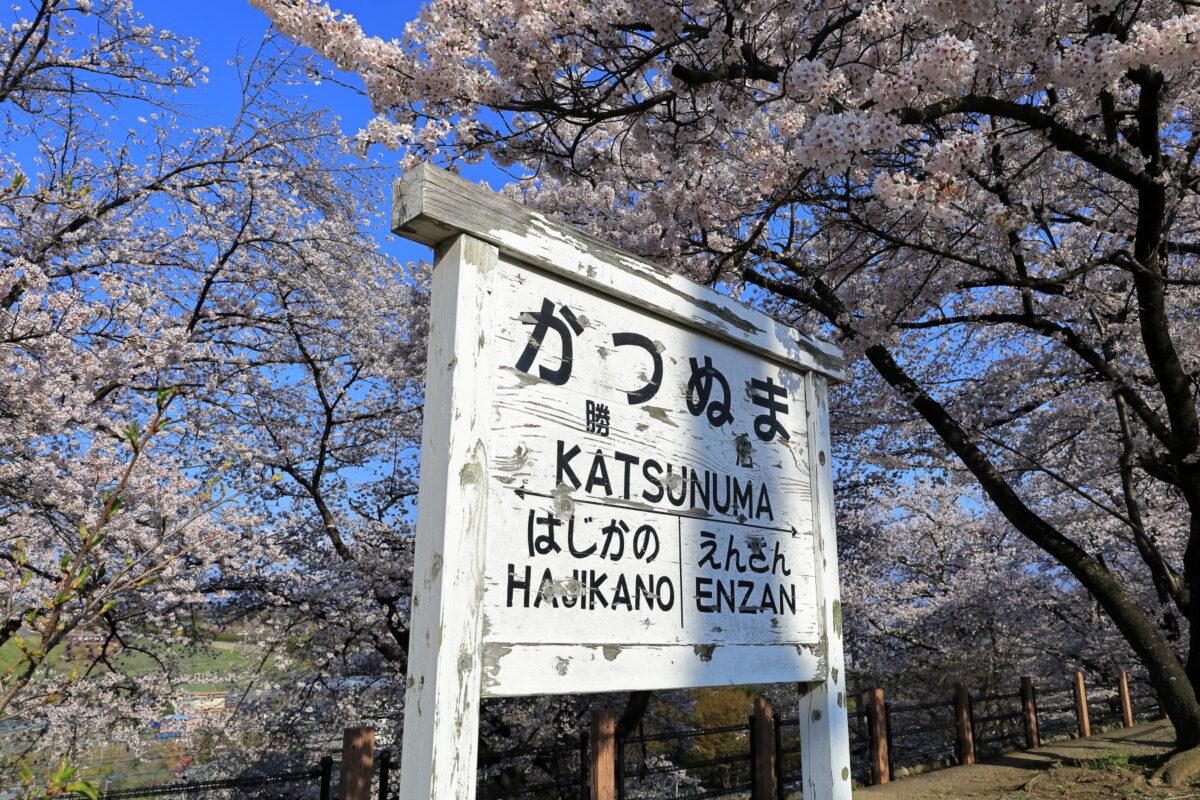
[392,164,850,800]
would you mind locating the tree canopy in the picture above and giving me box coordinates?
[255,0,1200,756]
[6,0,1200,786]
[0,0,426,769]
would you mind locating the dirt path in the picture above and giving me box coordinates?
[853,721,1193,799]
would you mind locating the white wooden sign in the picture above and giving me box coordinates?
[393,164,851,800]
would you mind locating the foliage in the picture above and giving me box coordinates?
[686,687,752,789]
[255,0,1200,747]
[0,0,426,780]
[14,758,99,799]
[1081,752,1134,774]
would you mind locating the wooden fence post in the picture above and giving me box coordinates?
[1020,677,1040,749]
[1072,671,1092,738]
[590,710,617,800]
[751,697,776,800]
[865,688,890,785]
[954,683,976,765]
[341,727,375,800]
[1117,669,1135,728]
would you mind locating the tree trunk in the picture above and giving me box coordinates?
[860,342,1200,747]
[1182,488,1200,746]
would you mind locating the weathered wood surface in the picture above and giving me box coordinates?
[472,254,824,695]
[752,697,776,800]
[398,234,498,800]
[394,166,851,798]
[340,727,375,800]
[954,682,976,765]
[866,687,890,785]
[1074,671,1092,737]
[482,643,823,696]
[393,164,844,382]
[1021,676,1040,748]
[1118,668,1135,728]
[589,710,616,800]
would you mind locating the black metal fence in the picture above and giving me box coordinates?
[972,691,1022,757]
[476,739,586,800]
[774,715,804,797]
[618,722,751,799]
[884,697,957,773]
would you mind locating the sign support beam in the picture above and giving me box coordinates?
[798,372,852,799]
[398,234,499,800]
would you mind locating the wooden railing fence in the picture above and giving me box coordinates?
[586,666,1163,800]
[79,666,1163,799]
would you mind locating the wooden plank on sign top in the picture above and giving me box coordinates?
[392,164,844,382]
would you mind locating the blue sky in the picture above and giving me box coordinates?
[136,0,502,266]
[138,0,410,117]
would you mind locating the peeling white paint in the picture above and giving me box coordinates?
[394,168,851,800]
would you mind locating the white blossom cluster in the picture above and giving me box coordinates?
[1,0,431,782]
[254,0,1200,740]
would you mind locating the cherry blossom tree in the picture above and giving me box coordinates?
[255,0,1200,773]
[1,0,427,778]
[838,473,1138,695]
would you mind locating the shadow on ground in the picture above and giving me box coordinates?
[853,721,1188,799]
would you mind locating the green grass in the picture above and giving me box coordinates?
[1,735,198,791]
[1080,752,1132,774]
[0,636,275,791]
[107,641,259,681]
[0,635,266,692]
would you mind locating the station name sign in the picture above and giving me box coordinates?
[392,164,851,800]
[481,267,821,673]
